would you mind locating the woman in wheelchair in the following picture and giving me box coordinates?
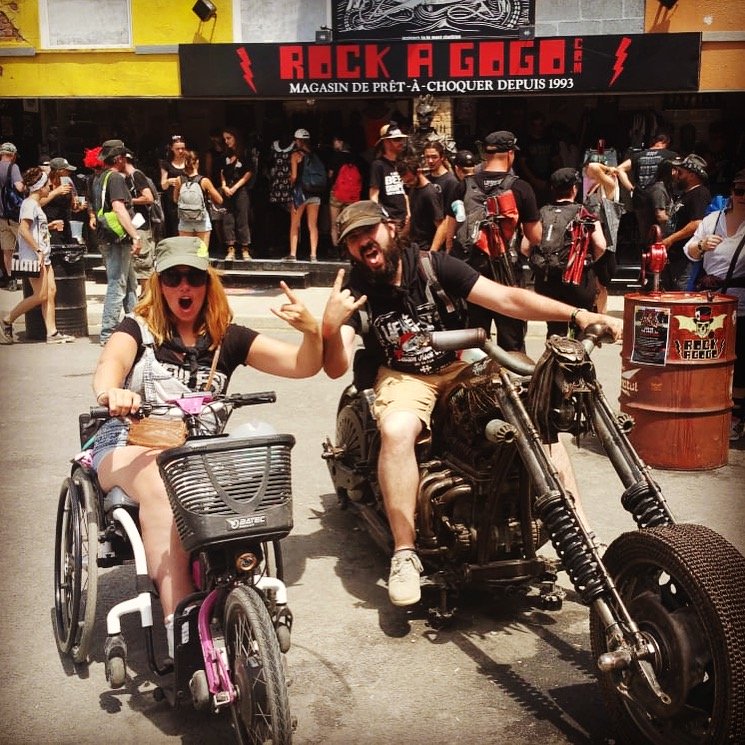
[91,236,322,649]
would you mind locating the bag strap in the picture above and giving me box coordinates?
[98,169,113,216]
[722,227,745,292]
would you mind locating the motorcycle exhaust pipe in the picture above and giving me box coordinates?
[485,418,518,444]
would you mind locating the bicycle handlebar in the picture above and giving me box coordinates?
[89,391,277,421]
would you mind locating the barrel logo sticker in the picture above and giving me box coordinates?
[673,305,727,360]
[631,306,670,366]
[620,368,639,397]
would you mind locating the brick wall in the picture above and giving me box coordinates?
[535,0,645,37]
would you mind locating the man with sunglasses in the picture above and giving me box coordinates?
[95,139,142,346]
[321,201,622,607]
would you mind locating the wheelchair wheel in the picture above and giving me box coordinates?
[53,470,99,663]
[225,585,292,745]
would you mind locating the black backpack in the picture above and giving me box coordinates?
[530,203,583,278]
[456,173,519,258]
[1,167,23,222]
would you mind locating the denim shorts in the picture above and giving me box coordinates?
[178,214,213,233]
[91,418,129,471]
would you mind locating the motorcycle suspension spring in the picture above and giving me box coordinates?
[621,481,673,529]
[535,491,606,604]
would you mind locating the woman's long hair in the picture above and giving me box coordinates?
[183,150,200,176]
[134,266,233,350]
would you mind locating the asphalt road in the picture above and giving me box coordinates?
[0,287,743,745]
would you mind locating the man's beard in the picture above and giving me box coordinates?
[356,234,402,286]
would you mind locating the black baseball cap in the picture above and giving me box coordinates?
[484,131,519,153]
[550,167,580,189]
[454,150,478,168]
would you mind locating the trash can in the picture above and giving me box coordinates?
[620,291,736,470]
[23,245,89,340]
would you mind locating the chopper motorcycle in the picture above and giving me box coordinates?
[322,324,745,744]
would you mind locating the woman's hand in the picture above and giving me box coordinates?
[322,268,367,339]
[271,281,320,336]
[700,234,724,253]
[97,388,142,417]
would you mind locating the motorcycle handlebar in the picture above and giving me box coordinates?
[430,323,615,378]
[429,328,486,351]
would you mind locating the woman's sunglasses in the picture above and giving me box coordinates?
[159,268,208,288]
[733,186,745,197]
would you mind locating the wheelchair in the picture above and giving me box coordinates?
[53,394,296,744]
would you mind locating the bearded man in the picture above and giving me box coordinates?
[321,201,622,607]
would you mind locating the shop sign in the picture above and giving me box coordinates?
[179,33,700,98]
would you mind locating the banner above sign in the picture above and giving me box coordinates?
[332,0,534,42]
[179,33,701,99]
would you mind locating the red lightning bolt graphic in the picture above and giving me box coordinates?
[609,37,632,87]
[236,47,257,93]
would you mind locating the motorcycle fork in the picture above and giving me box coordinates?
[497,370,674,706]
[584,382,675,529]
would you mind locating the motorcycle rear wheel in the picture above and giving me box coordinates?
[589,523,745,744]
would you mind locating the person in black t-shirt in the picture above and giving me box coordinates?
[396,156,443,250]
[369,122,409,226]
[321,200,622,607]
[91,236,323,653]
[661,154,712,290]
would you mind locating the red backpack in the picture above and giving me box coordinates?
[332,162,362,204]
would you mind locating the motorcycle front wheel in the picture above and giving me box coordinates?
[589,523,745,744]
[224,585,292,745]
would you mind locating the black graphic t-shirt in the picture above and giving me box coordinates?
[345,246,479,374]
[369,156,407,221]
[116,316,258,393]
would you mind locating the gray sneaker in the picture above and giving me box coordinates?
[388,550,423,606]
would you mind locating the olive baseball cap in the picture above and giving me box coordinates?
[49,156,77,171]
[154,237,210,273]
[337,200,389,242]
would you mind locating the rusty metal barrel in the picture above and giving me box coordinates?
[620,291,736,470]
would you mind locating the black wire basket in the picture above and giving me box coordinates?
[157,434,295,552]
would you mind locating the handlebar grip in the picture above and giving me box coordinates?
[581,322,617,351]
[430,328,486,352]
[89,406,110,420]
[231,391,277,407]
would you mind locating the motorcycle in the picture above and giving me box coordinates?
[322,324,745,744]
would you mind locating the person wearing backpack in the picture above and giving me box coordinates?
[0,142,24,291]
[530,168,607,338]
[220,128,254,262]
[453,131,541,353]
[94,139,143,346]
[288,128,325,262]
[173,150,223,256]
[328,136,363,249]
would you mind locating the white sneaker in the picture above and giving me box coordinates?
[388,550,423,606]
[46,331,74,344]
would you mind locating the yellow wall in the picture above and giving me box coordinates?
[0,0,233,97]
[646,0,745,92]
